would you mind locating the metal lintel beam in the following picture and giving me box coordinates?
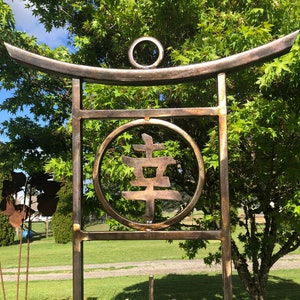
[4,30,298,86]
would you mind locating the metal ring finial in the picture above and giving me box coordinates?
[128,36,164,69]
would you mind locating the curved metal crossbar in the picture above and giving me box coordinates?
[4,30,298,85]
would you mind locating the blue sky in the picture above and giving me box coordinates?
[0,0,70,142]
[6,0,69,48]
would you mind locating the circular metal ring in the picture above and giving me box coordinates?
[93,119,205,231]
[128,36,164,69]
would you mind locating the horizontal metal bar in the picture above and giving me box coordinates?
[5,31,298,85]
[75,107,220,119]
[80,230,222,241]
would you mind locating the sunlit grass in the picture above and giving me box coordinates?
[2,270,300,300]
[1,222,299,299]
[0,235,220,268]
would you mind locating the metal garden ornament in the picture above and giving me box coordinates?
[5,30,299,300]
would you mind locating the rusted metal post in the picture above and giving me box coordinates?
[218,73,232,300]
[149,275,154,300]
[72,78,84,300]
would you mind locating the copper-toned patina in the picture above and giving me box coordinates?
[93,118,205,231]
[122,133,182,223]
[4,30,298,300]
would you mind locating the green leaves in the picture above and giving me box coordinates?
[284,191,300,221]
[257,37,300,91]
[0,1,15,30]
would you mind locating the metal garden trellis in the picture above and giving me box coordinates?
[4,30,299,300]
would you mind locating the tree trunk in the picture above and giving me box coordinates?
[231,241,269,300]
[235,263,268,300]
[248,285,265,300]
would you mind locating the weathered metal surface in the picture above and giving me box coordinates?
[72,78,84,300]
[149,275,154,300]
[5,30,298,300]
[128,36,164,69]
[218,73,232,300]
[122,133,182,223]
[81,230,222,241]
[4,30,298,85]
[77,107,221,119]
[93,118,205,231]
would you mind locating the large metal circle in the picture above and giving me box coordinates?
[128,36,164,69]
[93,119,205,231]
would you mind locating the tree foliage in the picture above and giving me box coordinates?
[0,213,15,246]
[0,0,72,173]
[48,181,73,244]
[0,1,299,299]
[0,170,15,246]
[52,211,73,244]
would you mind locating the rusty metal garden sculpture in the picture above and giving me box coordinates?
[5,30,298,300]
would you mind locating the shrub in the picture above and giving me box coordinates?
[0,213,15,246]
[51,181,73,244]
[51,211,72,244]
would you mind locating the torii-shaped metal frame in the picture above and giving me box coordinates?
[5,30,298,300]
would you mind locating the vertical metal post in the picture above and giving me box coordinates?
[72,78,84,300]
[218,73,232,300]
[45,218,49,238]
[149,275,154,300]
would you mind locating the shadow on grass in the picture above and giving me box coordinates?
[12,236,44,245]
[104,273,300,300]
[12,231,50,245]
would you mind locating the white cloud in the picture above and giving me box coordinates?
[6,0,69,49]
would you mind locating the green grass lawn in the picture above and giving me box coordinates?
[1,222,300,299]
[1,222,222,268]
[3,270,300,300]
[0,236,219,267]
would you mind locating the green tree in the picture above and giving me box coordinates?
[51,181,73,244]
[0,213,15,246]
[197,42,300,297]
[0,0,72,174]
[1,1,299,299]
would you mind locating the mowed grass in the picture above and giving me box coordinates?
[1,222,300,299]
[1,222,221,268]
[3,270,300,299]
